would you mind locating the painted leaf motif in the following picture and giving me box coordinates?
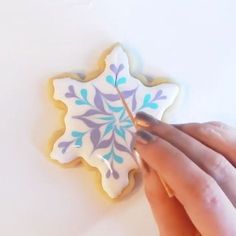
[147,103,158,109]
[103,152,112,161]
[90,128,101,149]
[73,116,101,128]
[132,93,137,111]
[117,77,126,86]
[112,169,119,179]
[99,116,114,121]
[110,64,117,74]
[75,99,87,105]
[101,92,120,101]
[103,122,114,137]
[65,85,77,98]
[106,169,111,178]
[97,138,113,149]
[115,127,125,139]
[153,90,167,101]
[122,88,136,98]
[106,75,115,86]
[114,154,123,164]
[58,141,73,154]
[117,64,124,74]
[114,139,130,153]
[94,87,105,112]
[81,109,103,117]
[143,94,151,105]
[108,104,124,112]
[80,89,88,101]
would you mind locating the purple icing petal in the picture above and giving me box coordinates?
[158,95,167,100]
[132,94,137,111]
[112,169,119,179]
[110,64,117,75]
[58,141,73,154]
[97,138,113,149]
[90,128,101,148]
[101,92,120,101]
[94,87,105,112]
[65,85,77,98]
[117,64,124,74]
[152,90,167,101]
[121,90,134,98]
[106,169,111,178]
[81,109,103,117]
[110,64,124,76]
[73,116,101,128]
[114,139,130,153]
[154,90,163,99]
[121,87,138,98]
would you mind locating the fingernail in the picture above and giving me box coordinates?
[135,111,158,128]
[135,129,156,145]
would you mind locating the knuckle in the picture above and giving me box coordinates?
[207,121,226,128]
[193,177,220,208]
[210,153,228,176]
[193,123,209,135]
[198,123,224,139]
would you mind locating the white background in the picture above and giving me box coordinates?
[0,0,236,235]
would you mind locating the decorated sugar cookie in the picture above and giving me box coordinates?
[50,45,178,198]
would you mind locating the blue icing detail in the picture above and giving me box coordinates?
[115,127,125,139]
[103,122,114,137]
[103,150,123,164]
[121,124,133,129]
[107,104,124,112]
[119,109,126,120]
[106,75,115,86]
[117,77,127,86]
[80,89,88,101]
[74,89,90,106]
[114,154,123,164]
[143,94,151,105]
[103,152,112,161]
[147,103,158,109]
[71,131,85,147]
[75,99,88,105]
[99,116,115,121]
[140,93,159,110]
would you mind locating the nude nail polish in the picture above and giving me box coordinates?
[135,129,156,145]
[135,111,158,127]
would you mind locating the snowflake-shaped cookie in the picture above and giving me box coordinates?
[50,46,179,198]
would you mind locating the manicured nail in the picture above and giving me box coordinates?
[135,129,156,145]
[135,111,158,128]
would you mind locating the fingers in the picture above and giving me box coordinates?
[135,112,236,207]
[135,129,236,236]
[141,161,197,236]
[175,122,236,166]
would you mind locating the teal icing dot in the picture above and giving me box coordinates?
[114,154,123,164]
[117,77,127,86]
[106,75,115,86]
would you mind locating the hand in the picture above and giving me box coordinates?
[134,112,236,236]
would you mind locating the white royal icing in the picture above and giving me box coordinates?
[50,46,179,198]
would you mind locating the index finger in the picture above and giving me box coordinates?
[135,129,236,236]
[175,122,236,166]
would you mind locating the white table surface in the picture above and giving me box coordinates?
[0,1,236,235]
